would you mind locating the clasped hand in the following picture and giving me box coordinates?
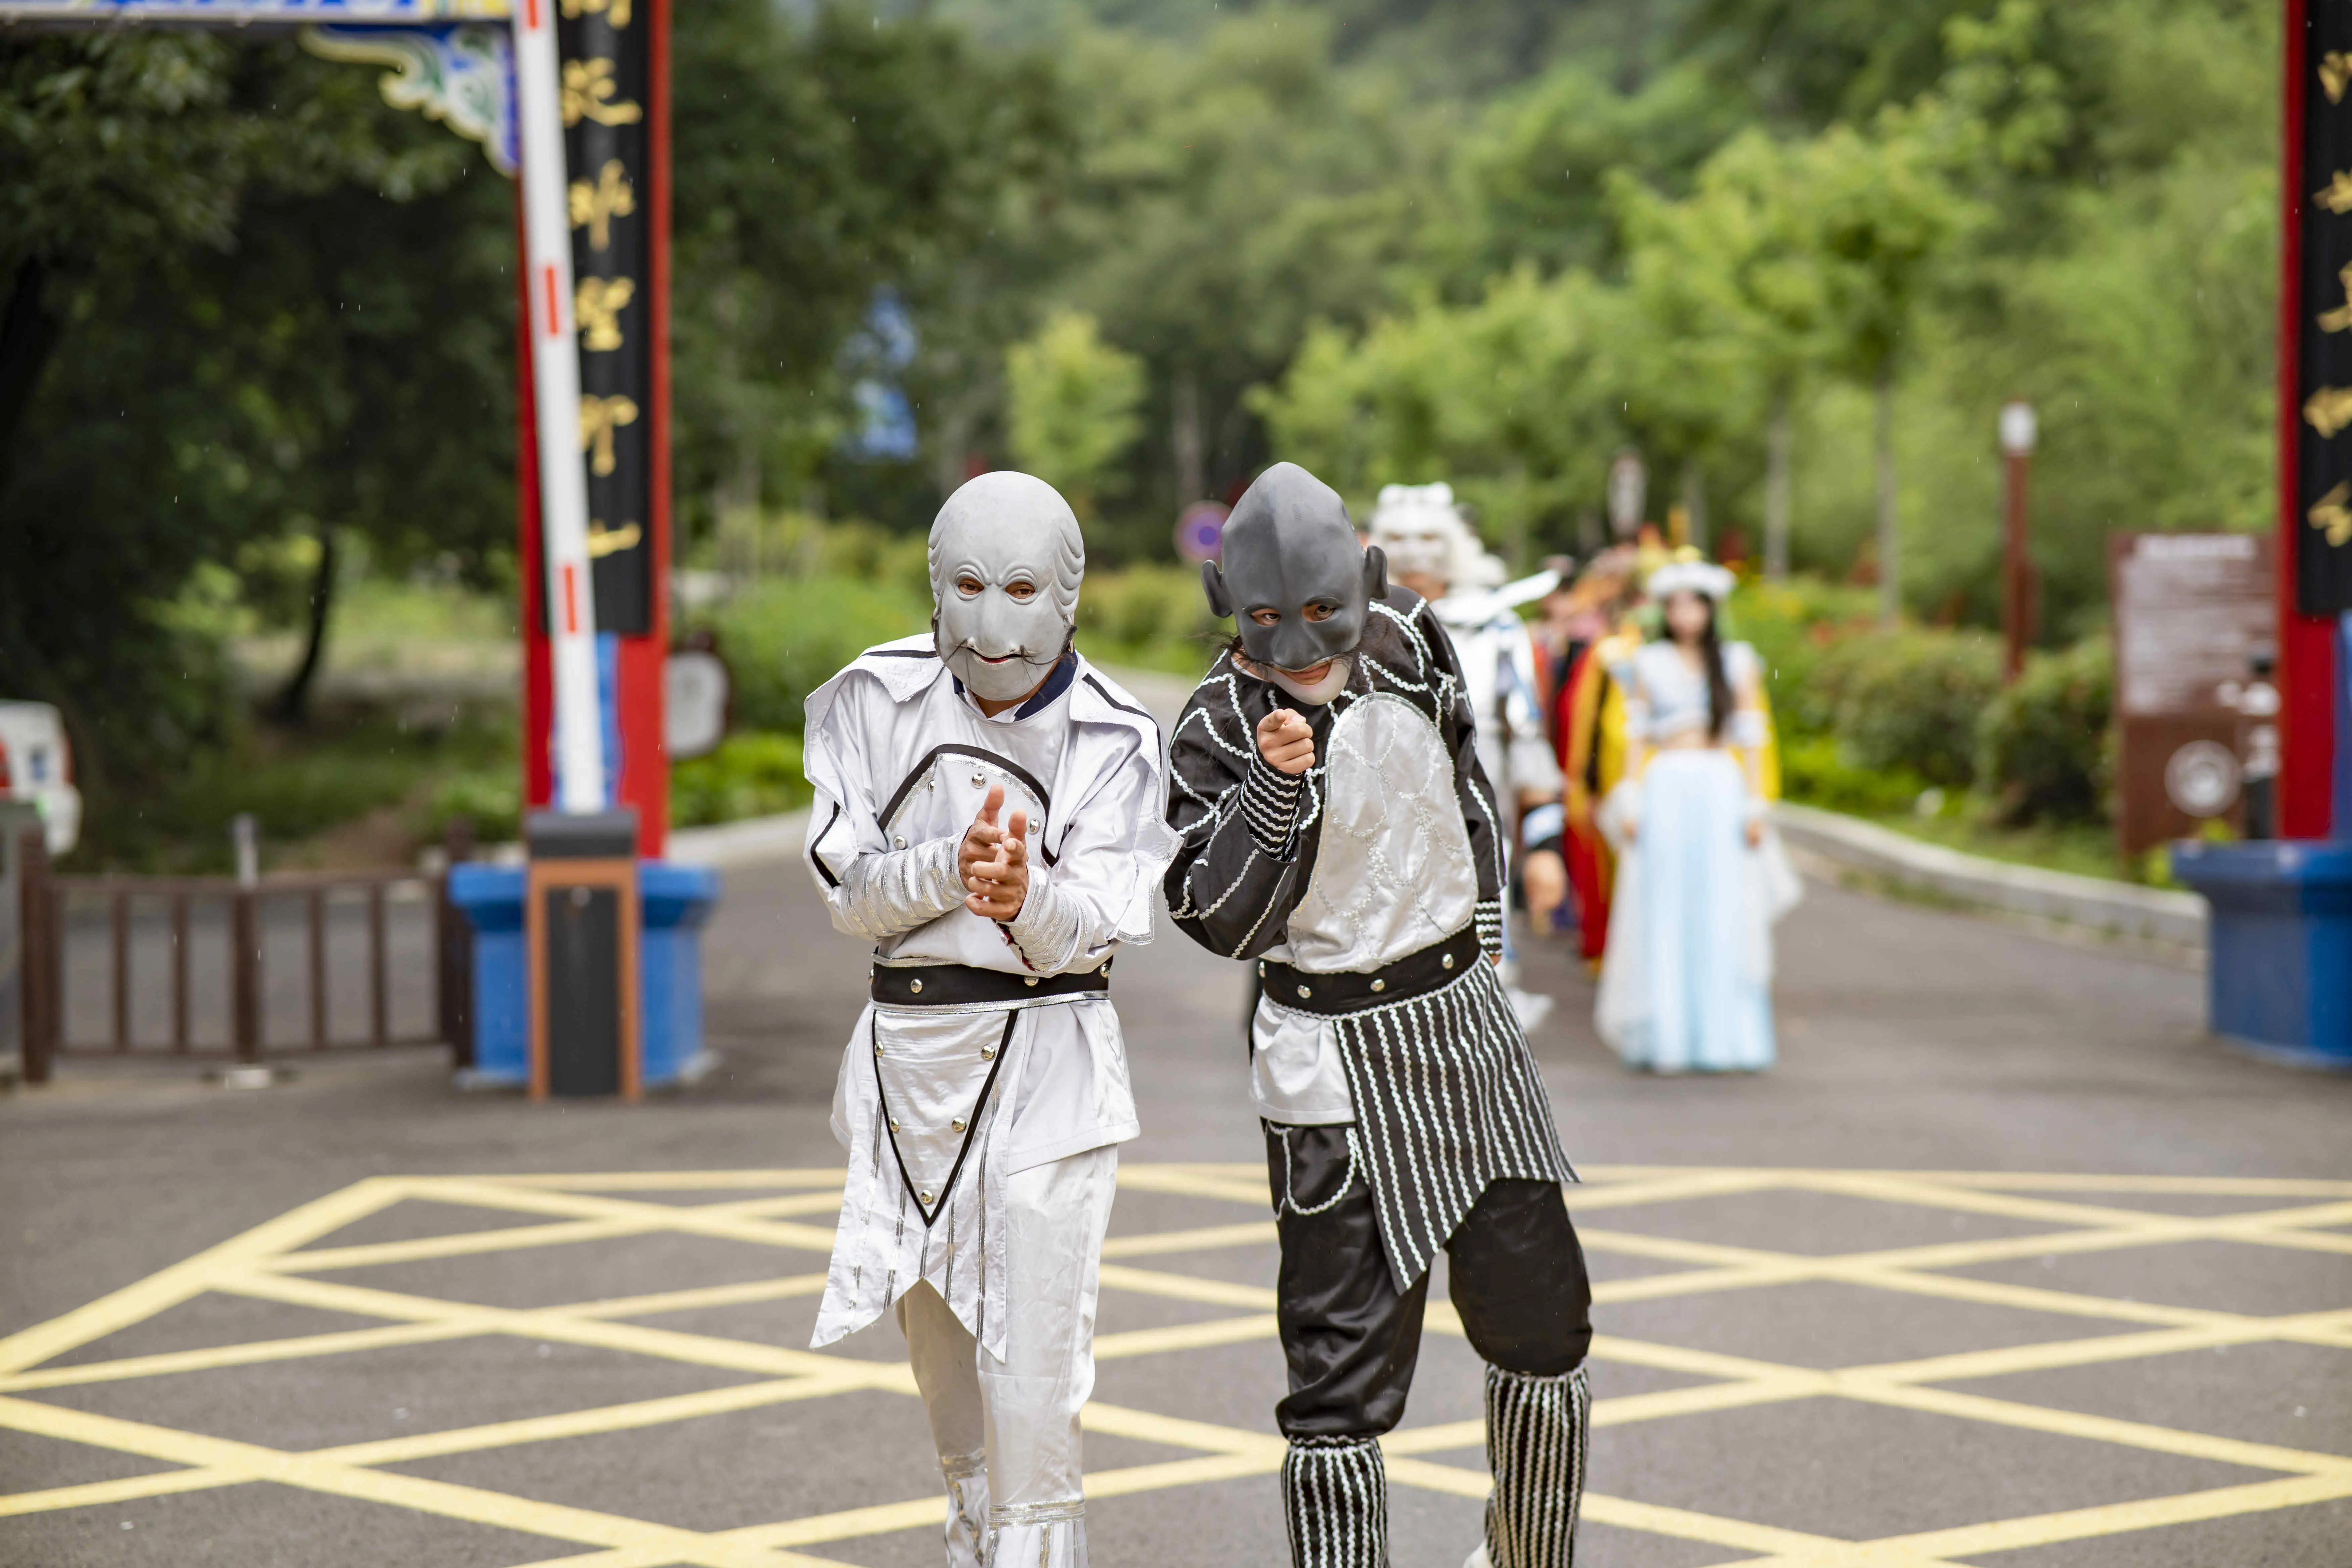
[958,784,1030,921]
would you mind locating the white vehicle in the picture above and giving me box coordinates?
[0,702,81,857]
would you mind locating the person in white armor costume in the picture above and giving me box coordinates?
[801,471,1176,1568]
[1365,484,1568,1021]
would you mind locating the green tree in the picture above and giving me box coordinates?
[1255,266,1634,560]
[0,33,511,765]
[1617,131,1832,576]
[1446,60,1745,283]
[669,0,1073,531]
[1005,311,1147,524]
[1784,119,1976,620]
[1043,10,1454,552]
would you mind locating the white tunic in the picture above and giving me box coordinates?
[801,638,1175,1358]
[1431,597,1563,815]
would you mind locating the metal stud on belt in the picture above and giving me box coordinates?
[909,978,923,993]
[1441,953,1455,969]
[1371,978,1386,992]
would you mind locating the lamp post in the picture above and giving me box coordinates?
[2000,399,2037,683]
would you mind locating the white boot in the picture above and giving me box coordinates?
[1463,1546,1494,1568]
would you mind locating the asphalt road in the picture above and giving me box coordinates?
[4,706,2350,1565]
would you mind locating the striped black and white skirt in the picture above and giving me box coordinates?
[1326,957,1576,1289]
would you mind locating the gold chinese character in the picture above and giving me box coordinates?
[587,520,643,558]
[2321,263,2352,333]
[2307,387,2352,439]
[2313,483,2352,547]
[2325,52,2352,105]
[2319,172,2352,215]
[569,159,636,251]
[562,59,642,128]
[561,0,630,27]
[579,393,640,477]
[575,277,636,351]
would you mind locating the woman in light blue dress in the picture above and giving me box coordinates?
[1593,561,1796,1072]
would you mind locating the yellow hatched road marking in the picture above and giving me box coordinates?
[0,1177,407,1377]
[0,1319,483,1393]
[0,1396,844,1568]
[1100,1220,1275,1257]
[4,1165,2349,1567]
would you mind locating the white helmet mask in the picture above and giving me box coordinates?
[1367,483,1497,594]
[929,471,1085,704]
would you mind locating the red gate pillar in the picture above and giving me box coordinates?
[518,0,671,856]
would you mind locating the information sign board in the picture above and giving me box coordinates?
[2110,533,2275,856]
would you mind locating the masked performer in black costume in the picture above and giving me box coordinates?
[1163,463,1593,1568]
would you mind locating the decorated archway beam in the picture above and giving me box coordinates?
[2,0,672,845]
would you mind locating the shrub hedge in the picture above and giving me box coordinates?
[672,732,811,827]
[1732,581,2113,826]
[1975,635,2114,825]
[704,575,931,734]
[1826,628,2003,789]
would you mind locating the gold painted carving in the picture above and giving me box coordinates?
[575,277,636,351]
[2324,51,2352,105]
[2311,483,2352,547]
[2305,387,2352,439]
[587,521,644,558]
[560,0,630,28]
[561,59,642,127]
[569,160,636,251]
[579,394,640,476]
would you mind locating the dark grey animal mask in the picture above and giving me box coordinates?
[1203,463,1387,690]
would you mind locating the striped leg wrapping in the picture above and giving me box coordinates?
[940,1450,987,1568]
[1282,1436,1389,1568]
[984,1499,1086,1568]
[1481,1365,1589,1568]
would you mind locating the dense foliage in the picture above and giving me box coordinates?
[1,0,2280,852]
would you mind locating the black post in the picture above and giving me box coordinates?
[439,819,476,1068]
[18,828,55,1084]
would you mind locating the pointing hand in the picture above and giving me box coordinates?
[1255,708,1316,777]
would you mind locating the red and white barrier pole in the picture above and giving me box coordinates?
[512,0,607,813]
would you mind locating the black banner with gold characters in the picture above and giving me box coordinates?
[2299,6,2352,615]
[559,0,652,634]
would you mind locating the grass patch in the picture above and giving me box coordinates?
[1838,800,2136,884]
[77,712,518,874]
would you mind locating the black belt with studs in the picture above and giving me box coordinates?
[871,959,1112,1008]
[1259,924,1483,1017]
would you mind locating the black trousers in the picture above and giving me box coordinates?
[1265,1121,1593,1441]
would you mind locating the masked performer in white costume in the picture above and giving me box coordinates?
[802,472,1175,1568]
[1365,484,1568,1026]
[1164,464,1591,1568]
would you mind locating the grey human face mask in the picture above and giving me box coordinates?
[1202,462,1387,705]
[929,472,1084,704]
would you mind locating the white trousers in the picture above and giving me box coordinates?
[898,1144,1118,1568]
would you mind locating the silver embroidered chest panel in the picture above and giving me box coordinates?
[1287,691,1480,973]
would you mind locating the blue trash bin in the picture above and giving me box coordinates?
[2170,839,2352,1068]
[448,860,723,1088]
